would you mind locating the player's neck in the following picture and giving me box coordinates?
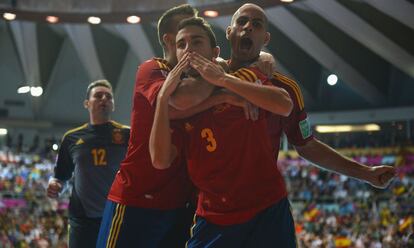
[90,116,110,125]
[228,55,259,72]
[164,52,177,67]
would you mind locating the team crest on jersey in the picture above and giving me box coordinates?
[299,118,312,139]
[185,122,194,132]
[213,103,230,113]
[112,129,125,144]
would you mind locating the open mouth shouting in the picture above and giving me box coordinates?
[239,36,253,52]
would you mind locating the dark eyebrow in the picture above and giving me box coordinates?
[252,18,264,24]
[236,16,248,21]
[177,34,205,44]
[190,35,205,40]
[236,16,264,24]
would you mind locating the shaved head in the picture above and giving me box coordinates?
[231,3,268,28]
[227,3,270,67]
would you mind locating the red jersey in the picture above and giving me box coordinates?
[182,67,287,225]
[108,58,192,209]
[267,72,314,159]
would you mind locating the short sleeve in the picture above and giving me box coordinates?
[271,72,313,146]
[135,59,170,106]
[54,136,75,181]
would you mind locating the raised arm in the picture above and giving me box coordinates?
[150,53,189,169]
[168,55,230,111]
[169,76,216,111]
[169,88,258,121]
[294,138,396,189]
[189,52,293,116]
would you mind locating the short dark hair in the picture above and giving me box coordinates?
[177,17,217,48]
[86,79,112,99]
[157,4,198,48]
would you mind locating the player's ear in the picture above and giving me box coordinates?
[163,33,174,48]
[213,46,220,59]
[83,100,89,109]
[225,26,231,40]
[264,32,270,46]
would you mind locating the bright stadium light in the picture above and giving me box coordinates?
[0,128,7,136]
[88,16,101,24]
[3,12,16,21]
[46,16,59,24]
[52,144,59,151]
[203,10,219,18]
[126,15,141,24]
[30,86,43,97]
[281,0,294,2]
[315,124,381,133]
[17,85,30,94]
[327,74,338,86]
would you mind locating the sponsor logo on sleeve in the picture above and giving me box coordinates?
[299,118,311,139]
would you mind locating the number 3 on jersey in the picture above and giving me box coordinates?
[91,148,107,166]
[201,128,217,152]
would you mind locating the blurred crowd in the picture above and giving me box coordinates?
[0,149,69,247]
[280,146,414,247]
[0,143,413,247]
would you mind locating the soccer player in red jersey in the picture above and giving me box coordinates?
[96,5,209,247]
[150,4,396,247]
[150,16,295,247]
[97,4,259,247]
[226,3,395,191]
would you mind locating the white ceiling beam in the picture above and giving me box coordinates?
[9,21,42,114]
[9,21,40,87]
[365,0,414,30]
[104,23,155,62]
[265,6,385,105]
[40,38,70,114]
[64,24,104,81]
[304,0,414,78]
[112,49,138,124]
[102,23,156,98]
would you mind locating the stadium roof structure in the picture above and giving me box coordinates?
[0,0,413,132]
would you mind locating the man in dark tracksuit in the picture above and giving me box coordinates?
[47,80,129,248]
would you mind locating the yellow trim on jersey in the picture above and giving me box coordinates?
[185,214,198,248]
[106,204,126,248]
[237,69,254,82]
[273,72,305,110]
[155,60,166,70]
[154,58,171,71]
[62,123,88,140]
[110,120,130,129]
[232,71,249,82]
[240,68,258,82]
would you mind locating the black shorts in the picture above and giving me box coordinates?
[69,216,101,248]
[187,197,297,248]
